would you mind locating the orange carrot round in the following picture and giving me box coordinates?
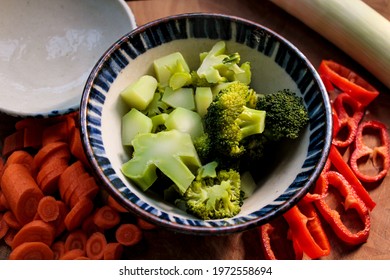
[0,215,9,239]
[107,195,129,213]
[60,248,86,260]
[93,205,121,230]
[1,163,44,225]
[85,232,107,260]
[137,217,157,231]
[32,141,70,173]
[115,223,142,246]
[11,220,56,250]
[0,191,10,211]
[2,211,22,230]
[9,241,54,260]
[51,200,69,238]
[37,196,60,222]
[64,197,94,231]
[4,228,17,247]
[64,230,87,253]
[4,150,34,173]
[51,240,65,260]
[103,242,124,260]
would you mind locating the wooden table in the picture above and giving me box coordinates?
[1,0,390,260]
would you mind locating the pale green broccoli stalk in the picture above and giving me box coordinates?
[120,75,158,111]
[203,81,266,160]
[121,130,201,195]
[196,41,245,84]
[153,52,190,87]
[183,164,243,220]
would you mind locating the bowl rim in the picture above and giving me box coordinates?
[80,12,332,235]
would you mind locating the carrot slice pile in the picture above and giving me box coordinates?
[0,112,148,260]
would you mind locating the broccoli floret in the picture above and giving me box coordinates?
[256,89,309,142]
[203,81,266,160]
[183,163,243,220]
[141,88,173,117]
[121,130,201,195]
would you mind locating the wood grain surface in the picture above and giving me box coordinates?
[1,0,390,260]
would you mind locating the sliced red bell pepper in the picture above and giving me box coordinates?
[332,93,365,148]
[283,197,331,259]
[258,216,303,260]
[329,145,376,210]
[318,60,379,107]
[350,120,390,183]
[314,171,370,246]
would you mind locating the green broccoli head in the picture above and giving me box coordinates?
[256,89,309,142]
[204,81,266,160]
[184,167,243,220]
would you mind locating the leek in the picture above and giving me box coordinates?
[271,0,390,89]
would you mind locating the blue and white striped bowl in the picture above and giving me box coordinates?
[80,13,332,235]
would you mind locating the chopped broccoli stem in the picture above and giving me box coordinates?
[120,75,158,110]
[153,52,190,87]
[165,107,204,140]
[121,130,201,195]
[121,108,153,146]
[150,113,169,133]
[194,87,213,118]
[161,87,195,110]
[234,62,251,85]
[169,72,192,90]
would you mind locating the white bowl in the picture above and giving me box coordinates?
[80,13,332,235]
[0,0,136,117]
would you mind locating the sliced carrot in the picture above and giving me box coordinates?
[51,240,65,260]
[85,232,107,260]
[107,195,129,213]
[0,215,9,239]
[1,163,44,225]
[0,191,9,211]
[3,210,22,230]
[23,124,45,150]
[4,228,17,247]
[32,141,70,173]
[64,229,87,253]
[37,196,60,222]
[9,241,54,260]
[103,242,124,260]
[1,129,24,158]
[137,217,157,231]
[51,200,69,238]
[81,215,104,237]
[3,150,34,173]
[36,159,69,195]
[59,248,85,260]
[58,161,86,201]
[42,121,70,146]
[64,197,94,231]
[69,176,100,209]
[93,205,121,230]
[11,219,56,249]
[69,127,90,168]
[115,223,142,246]
[74,256,90,260]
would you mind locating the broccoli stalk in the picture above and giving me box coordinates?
[183,162,243,220]
[121,130,201,195]
[196,41,245,84]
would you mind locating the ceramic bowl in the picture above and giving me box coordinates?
[80,13,332,235]
[0,0,136,117]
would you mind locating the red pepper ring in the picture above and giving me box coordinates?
[283,198,331,259]
[318,60,379,107]
[350,120,390,183]
[314,171,371,246]
[332,93,365,148]
[258,216,303,260]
